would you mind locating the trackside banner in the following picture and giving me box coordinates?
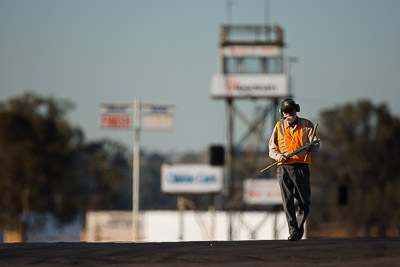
[161,164,224,194]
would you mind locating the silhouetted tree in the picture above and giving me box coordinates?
[0,92,84,241]
[80,139,131,210]
[140,152,177,210]
[312,100,400,237]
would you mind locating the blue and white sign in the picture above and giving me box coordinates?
[161,164,224,194]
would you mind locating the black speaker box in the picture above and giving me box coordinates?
[210,145,224,166]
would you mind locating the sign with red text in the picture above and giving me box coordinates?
[100,104,132,129]
[222,46,282,57]
[243,179,282,205]
[211,74,289,99]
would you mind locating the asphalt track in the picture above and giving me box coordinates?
[1,238,399,266]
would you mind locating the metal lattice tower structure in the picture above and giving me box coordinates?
[210,24,293,240]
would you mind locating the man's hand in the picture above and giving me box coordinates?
[279,154,287,163]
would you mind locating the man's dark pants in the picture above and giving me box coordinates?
[277,163,311,238]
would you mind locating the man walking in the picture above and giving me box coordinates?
[269,98,319,241]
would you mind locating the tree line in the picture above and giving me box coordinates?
[0,92,180,241]
[311,100,400,237]
[1,92,399,239]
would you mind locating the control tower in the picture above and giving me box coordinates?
[210,24,292,239]
[211,25,289,99]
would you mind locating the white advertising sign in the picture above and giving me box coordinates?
[142,104,175,131]
[161,164,224,194]
[100,104,132,129]
[222,46,282,57]
[210,74,289,99]
[243,179,282,205]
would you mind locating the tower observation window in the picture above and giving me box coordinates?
[224,56,284,74]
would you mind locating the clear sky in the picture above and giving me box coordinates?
[1,0,400,154]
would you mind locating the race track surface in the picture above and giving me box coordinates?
[1,238,399,266]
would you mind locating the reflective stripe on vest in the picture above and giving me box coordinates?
[276,118,311,164]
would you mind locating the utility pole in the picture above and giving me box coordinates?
[132,96,141,242]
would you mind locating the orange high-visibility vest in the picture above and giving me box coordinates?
[276,117,311,165]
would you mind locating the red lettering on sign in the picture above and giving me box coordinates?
[101,114,132,128]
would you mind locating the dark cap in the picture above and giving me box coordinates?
[279,98,300,115]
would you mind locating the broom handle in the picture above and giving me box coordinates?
[304,122,318,161]
[259,161,279,173]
